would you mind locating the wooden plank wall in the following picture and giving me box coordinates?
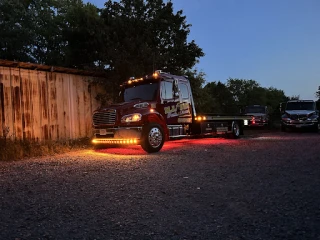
[0,66,104,141]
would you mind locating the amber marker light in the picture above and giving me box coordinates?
[150,109,154,113]
[92,138,140,145]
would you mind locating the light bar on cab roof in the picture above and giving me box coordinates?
[127,77,143,84]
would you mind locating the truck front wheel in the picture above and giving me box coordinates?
[141,123,165,153]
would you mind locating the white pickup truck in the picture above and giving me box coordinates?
[280,100,319,132]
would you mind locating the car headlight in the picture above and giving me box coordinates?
[282,113,290,121]
[307,112,318,120]
[121,113,142,123]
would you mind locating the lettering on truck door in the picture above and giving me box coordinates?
[161,80,180,124]
[177,81,192,123]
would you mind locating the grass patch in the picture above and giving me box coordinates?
[0,138,91,161]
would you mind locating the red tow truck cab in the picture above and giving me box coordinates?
[92,70,250,153]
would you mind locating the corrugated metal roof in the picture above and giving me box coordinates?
[0,59,108,77]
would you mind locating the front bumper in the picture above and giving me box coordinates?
[92,127,142,145]
[247,119,268,127]
[282,120,318,129]
[248,122,268,127]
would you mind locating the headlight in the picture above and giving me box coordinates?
[121,113,142,123]
[307,112,317,120]
[282,113,291,121]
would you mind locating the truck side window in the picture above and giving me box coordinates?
[161,81,173,100]
[179,83,189,99]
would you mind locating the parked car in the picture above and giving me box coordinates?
[244,105,270,128]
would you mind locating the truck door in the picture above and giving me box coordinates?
[177,81,192,123]
[160,79,193,125]
[160,79,180,125]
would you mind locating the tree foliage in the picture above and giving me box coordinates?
[0,0,292,114]
[63,2,106,69]
[182,69,206,111]
[316,86,320,101]
[201,81,237,114]
[0,0,35,62]
[100,0,204,87]
[0,0,204,96]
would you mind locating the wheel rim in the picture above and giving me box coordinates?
[232,122,240,136]
[148,127,163,148]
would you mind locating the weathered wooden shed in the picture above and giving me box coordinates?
[0,60,106,142]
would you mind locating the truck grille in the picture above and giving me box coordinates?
[93,109,116,125]
[290,114,307,120]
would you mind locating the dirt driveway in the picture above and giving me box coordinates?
[1,130,319,240]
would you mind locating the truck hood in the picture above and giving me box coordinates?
[285,110,315,115]
[245,113,266,117]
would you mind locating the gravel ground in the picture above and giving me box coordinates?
[0,130,320,240]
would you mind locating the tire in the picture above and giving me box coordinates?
[230,121,240,139]
[281,124,286,132]
[141,123,165,153]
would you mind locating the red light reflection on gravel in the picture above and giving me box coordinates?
[95,145,146,155]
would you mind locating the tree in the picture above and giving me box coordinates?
[265,87,288,119]
[316,86,320,101]
[182,69,206,112]
[288,95,300,100]
[63,2,107,69]
[28,0,68,65]
[100,0,204,90]
[226,78,265,107]
[202,81,237,114]
[0,0,106,67]
[0,0,35,62]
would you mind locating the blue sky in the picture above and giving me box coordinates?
[85,0,320,100]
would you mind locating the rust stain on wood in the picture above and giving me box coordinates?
[0,64,105,141]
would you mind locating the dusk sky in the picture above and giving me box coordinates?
[86,0,320,100]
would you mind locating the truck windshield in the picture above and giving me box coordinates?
[245,106,265,114]
[286,102,315,110]
[121,82,159,102]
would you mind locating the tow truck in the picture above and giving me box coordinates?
[91,71,250,153]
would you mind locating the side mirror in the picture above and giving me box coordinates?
[172,79,179,99]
